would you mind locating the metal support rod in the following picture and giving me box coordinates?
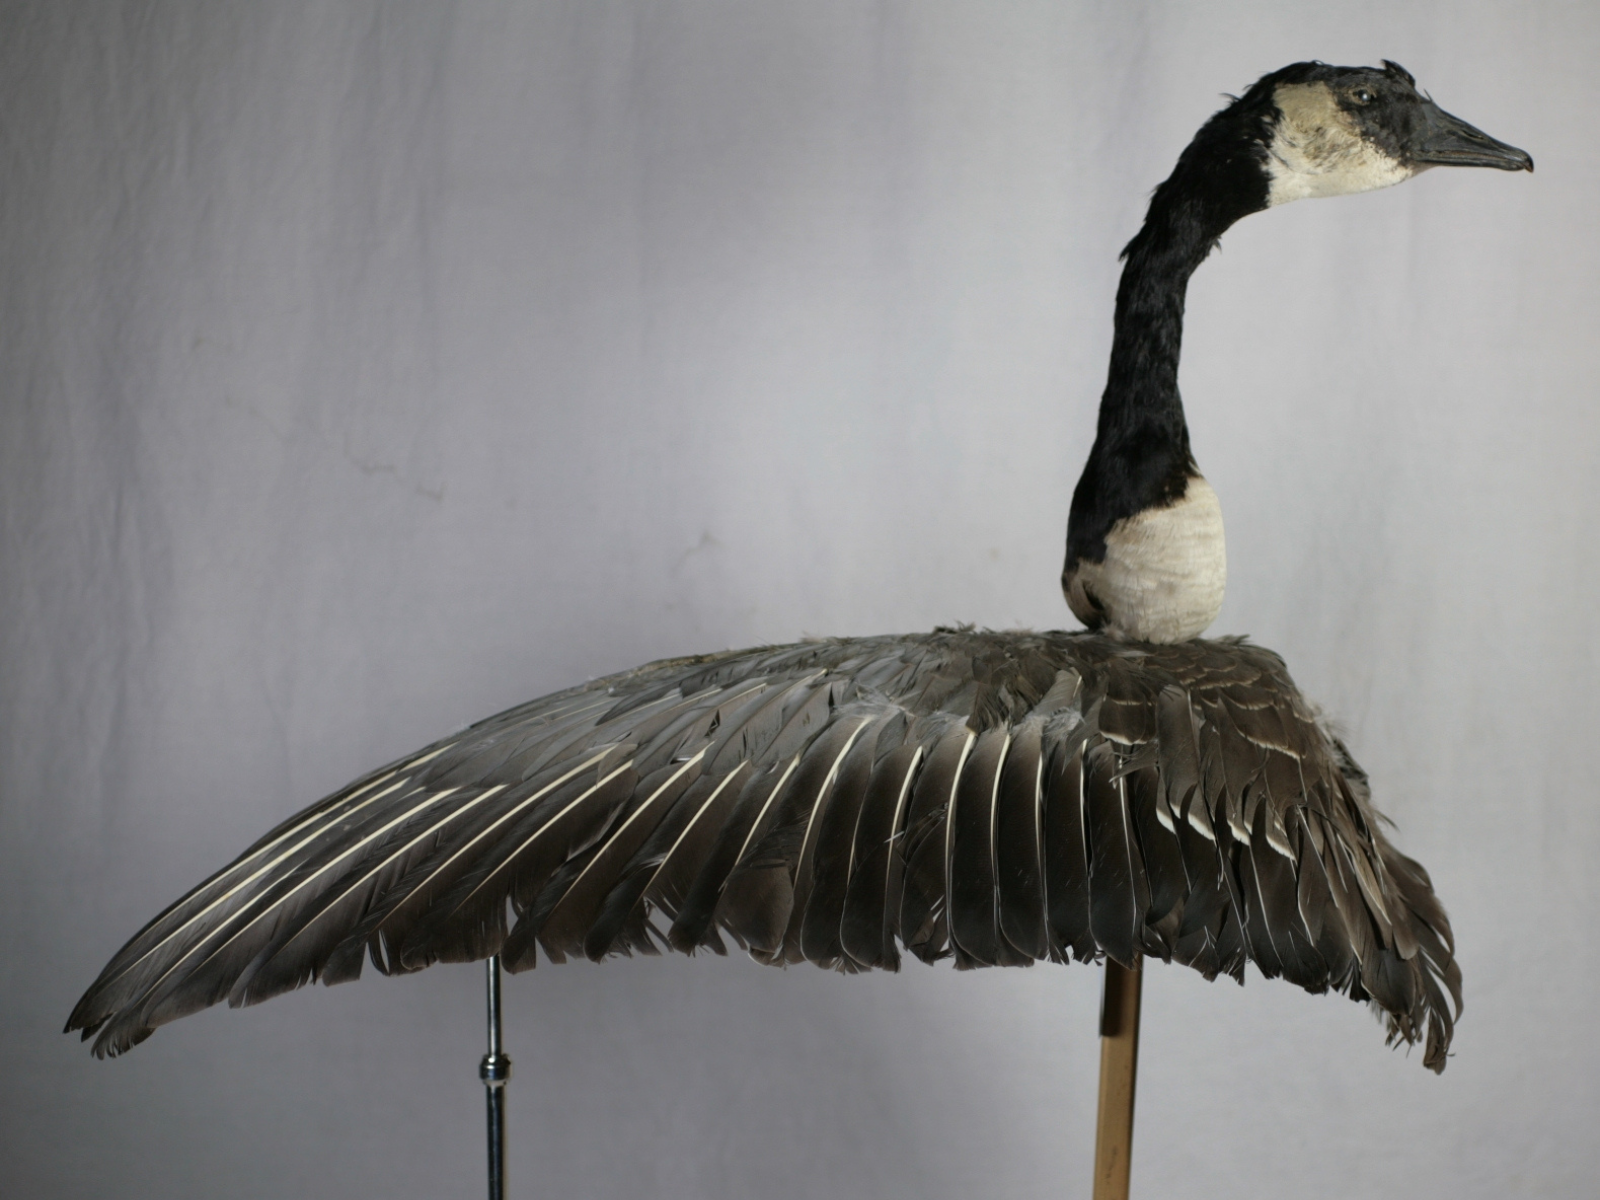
[480,955,512,1200]
[1092,957,1143,1200]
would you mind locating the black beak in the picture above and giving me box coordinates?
[1411,101,1533,172]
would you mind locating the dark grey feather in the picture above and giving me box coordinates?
[1041,738,1094,961]
[993,721,1048,961]
[837,741,923,969]
[947,728,1012,969]
[897,724,973,962]
[798,719,884,968]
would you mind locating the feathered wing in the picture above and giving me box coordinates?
[67,630,1460,1070]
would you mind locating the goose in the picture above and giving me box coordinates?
[69,62,1529,1090]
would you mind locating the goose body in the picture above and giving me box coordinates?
[69,62,1530,1074]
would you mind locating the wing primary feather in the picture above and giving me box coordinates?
[641,765,752,921]
[122,784,464,1027]
[384,755,623,935]
[1041,740,1094,960]
[721,718,870,960]
[779,718,875,963]
[1170,814,1225,978]
[1234,811,1287,981]
[1247,805,1327,992]
[666,756,799,953]
[534,751,709,961]
[1126,762,1185,957]
[582,765,751,959]
[840,743,923,970]
[1085,741,1141,968]
[76,773,423,1020]
[386,758,634,973]
[948,729,1011,968]
[799,719,886,968]
[898,730,975,962]
[994,722,1048,962]
[231,784,514,1003]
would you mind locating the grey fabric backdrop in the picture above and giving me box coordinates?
[4,3,1595,1197]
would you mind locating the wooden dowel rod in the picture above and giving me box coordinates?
[1092,957,1143,1200]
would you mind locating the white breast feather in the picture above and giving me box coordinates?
[1070,476,1226,643]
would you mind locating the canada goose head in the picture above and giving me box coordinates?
[1258,59,1532,206]
[1062,61,1531,645]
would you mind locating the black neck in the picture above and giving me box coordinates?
[1066,106,1273,567]
[1097,192,1224,460]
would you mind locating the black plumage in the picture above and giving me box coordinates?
[68,629,1461,1071]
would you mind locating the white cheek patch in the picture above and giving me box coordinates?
[1265,82,1415,206]
[1066,475,1227,644]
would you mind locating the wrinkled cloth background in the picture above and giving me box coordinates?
[4,3,1596,1197]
